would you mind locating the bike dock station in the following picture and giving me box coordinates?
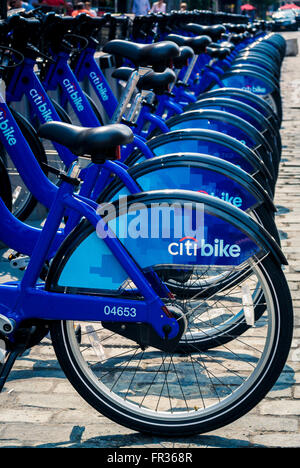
[0,8,298,449]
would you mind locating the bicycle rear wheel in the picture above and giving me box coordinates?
[50,248,293,435]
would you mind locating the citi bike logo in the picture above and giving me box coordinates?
[198,190,242,208]
[29,89,53,122]
[62,79,84,112]
[168,237,241,258]
[242,85,267,94]
[0,108,16,146]
[89,72,109,102]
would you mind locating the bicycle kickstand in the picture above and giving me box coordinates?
[0,326,37,393]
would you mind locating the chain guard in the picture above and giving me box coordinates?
[103,310,187,353]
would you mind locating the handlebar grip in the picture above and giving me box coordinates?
[7,15,41,46]
[7,15,40,29]
[73,13,110,37]
[0,21,9,41]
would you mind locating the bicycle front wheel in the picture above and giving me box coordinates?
[50,254,293,436]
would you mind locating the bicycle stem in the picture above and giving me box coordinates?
[110,67,152,124]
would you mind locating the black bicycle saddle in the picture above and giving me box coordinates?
[181,24,226,42]
[166,34,212,55]
[103,40,180,72]
[206,46,231,60]
[38,122,134,163]
[112,67,176,94]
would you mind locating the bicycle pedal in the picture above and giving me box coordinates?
[8,253,30,270]
[0,314,15,335]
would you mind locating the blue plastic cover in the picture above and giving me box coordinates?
[58,203,261,291]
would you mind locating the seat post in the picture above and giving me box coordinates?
[110,67,152,124]
[181,55,199,85]
[126,89,155,123]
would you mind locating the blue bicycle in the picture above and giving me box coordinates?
[0,8,293,437]
[129,13,284,121]
[0,119,294,436]
[0,32,277,247]
[0,13,278,221]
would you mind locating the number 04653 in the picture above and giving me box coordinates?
[103,305,137,317]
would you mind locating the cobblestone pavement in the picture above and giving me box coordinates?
[0,31,299,449]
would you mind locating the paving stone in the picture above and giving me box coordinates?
[251,434,300,448]
[0,30,299,449]
[4,378,53,394]
[215,415,298,433]
[0,409,53,423]
[259,401,300,416]
[16,393,89,410]
[52,409,106,424]
[0,423,81,446]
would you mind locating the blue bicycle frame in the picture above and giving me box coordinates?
[0,24,279,255]
[41,49,153,161]
[4,47,156,204]
[6,56,76,168]
[0,88,276,262]
[68,39,227,136]
[0,171,179,341]
[70,43,173,137]
[69,34,264,137]
[71,39,118,121]
[0,92,145,254]
[40,30,274,154]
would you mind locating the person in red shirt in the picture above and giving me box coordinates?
[71,1,95,16]
[42,0,66,6]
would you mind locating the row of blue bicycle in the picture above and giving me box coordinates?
[0,9,293,437]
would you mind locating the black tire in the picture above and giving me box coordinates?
[84,92,105,126]
[252,204,280,245]
[58,91,104,127]
[264,88,283,126]
[149,110,277,184]
[51,99,73,124]
[0,155,12,211]
[197,88,281,130]
[50,254,293,436]
[2,108,48,221]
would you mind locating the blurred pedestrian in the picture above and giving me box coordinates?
[150,0,166,13]
[8,0,34,11]
[71,1,95,16]
[41,0,66,8]
[85,1,97,16]
[65,1,73,14]
[132,0,150,15]
[180,2,187,11]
